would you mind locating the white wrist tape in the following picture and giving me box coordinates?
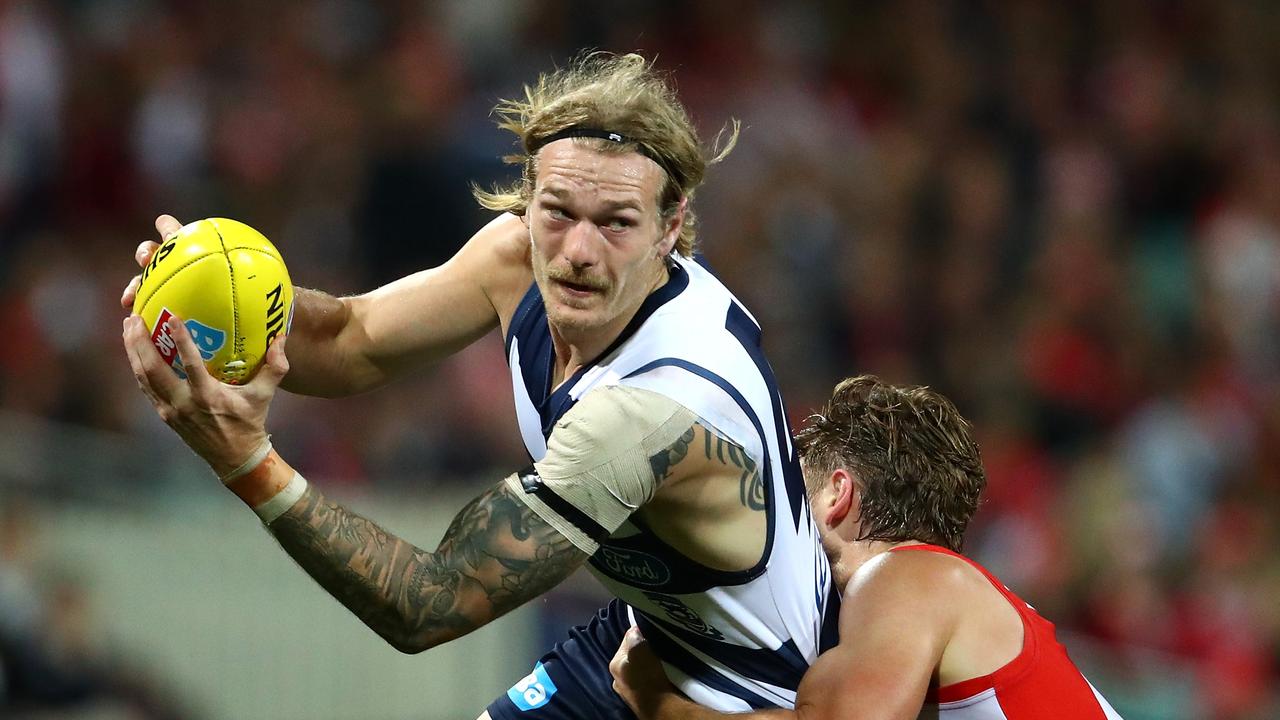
[219,436,273,484]
[254,471,308,524]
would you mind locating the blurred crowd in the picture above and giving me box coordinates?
[1,0,1278,718]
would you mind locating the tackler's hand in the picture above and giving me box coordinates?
[123,312,289,478]
[121,215,183,311]
[609,627,677,719]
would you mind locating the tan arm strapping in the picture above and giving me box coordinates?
[504,385,698,554]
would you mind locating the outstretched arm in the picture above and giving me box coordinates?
[262,453,587,652]
[122,213,532,398]
[122,309,586,653]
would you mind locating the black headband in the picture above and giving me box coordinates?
[531,127,681,186]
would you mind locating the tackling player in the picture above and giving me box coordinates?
[609,375,1125,720]
[122,53,836,719]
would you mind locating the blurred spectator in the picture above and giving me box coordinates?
[0,496,191,718]
[1,1,1279,717]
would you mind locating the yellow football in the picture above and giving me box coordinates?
[132,218,293,385]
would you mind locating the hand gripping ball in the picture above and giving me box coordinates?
[132,218,293,385]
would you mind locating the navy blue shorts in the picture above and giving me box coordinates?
[486,599,638,720]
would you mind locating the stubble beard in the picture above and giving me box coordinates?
[533,261,612,337]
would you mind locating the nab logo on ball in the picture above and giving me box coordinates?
[265,283,288,346]
[507,662,557,711]
[150,308,227,379]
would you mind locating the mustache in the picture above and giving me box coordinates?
[546,267,609,291]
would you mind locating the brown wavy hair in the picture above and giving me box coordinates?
[473,51,738,257]
[795,375,986,552]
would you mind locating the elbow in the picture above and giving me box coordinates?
[388,638,430,655]
[381,626,447,655]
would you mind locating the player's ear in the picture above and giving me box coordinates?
[657,197,686,258]
[827,468,856,526]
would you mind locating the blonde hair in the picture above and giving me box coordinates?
[473,52,738,257]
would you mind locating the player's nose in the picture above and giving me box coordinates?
[562,219,602,268]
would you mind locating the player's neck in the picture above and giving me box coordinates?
[550,318,628,384]
[833,539,924,589]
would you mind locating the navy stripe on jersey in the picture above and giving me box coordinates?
[506,283,555,433]
[504,261,692,438]
[635,614,778,710]
[518,466,609,543]
[724,302,808,530]
[815,534,841,653]
[645,613,808,691]
[691,252,721,279]
[819,584,841,653]
[622,358,775,589]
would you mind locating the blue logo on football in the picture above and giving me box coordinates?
[185,319,226,360]
[157,312,226,379]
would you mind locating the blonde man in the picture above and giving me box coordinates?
[610,376,1125,720]
[122,53,837,719]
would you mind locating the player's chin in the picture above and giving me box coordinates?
[546,303,607,333]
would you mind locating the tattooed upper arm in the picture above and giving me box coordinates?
[702,427,767,511]
[268,479,589,654]
[648,425,696,484]
[647,423,766,511]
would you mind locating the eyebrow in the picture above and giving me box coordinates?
[539,186,644,213]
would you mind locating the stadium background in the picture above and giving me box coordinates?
[1,0,1277,718]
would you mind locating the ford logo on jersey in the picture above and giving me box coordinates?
[507,662,557,711]
[593,546,672,587]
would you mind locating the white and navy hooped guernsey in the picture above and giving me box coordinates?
[506,255,840,712]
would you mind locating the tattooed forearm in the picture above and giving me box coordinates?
[649,426,696,484]
[704,431,766,511]
[268,480,587,653]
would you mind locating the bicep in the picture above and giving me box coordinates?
[348,264,497,370]
[792,640,934,720]
[345,214,530,379]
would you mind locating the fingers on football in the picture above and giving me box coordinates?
[135,240,159,268]
[121,274,141,311]
[122,315,180,412]
[155,214,183,240]
[254,336,290,389]
[167,315,218,395]
[124,239,159,310]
